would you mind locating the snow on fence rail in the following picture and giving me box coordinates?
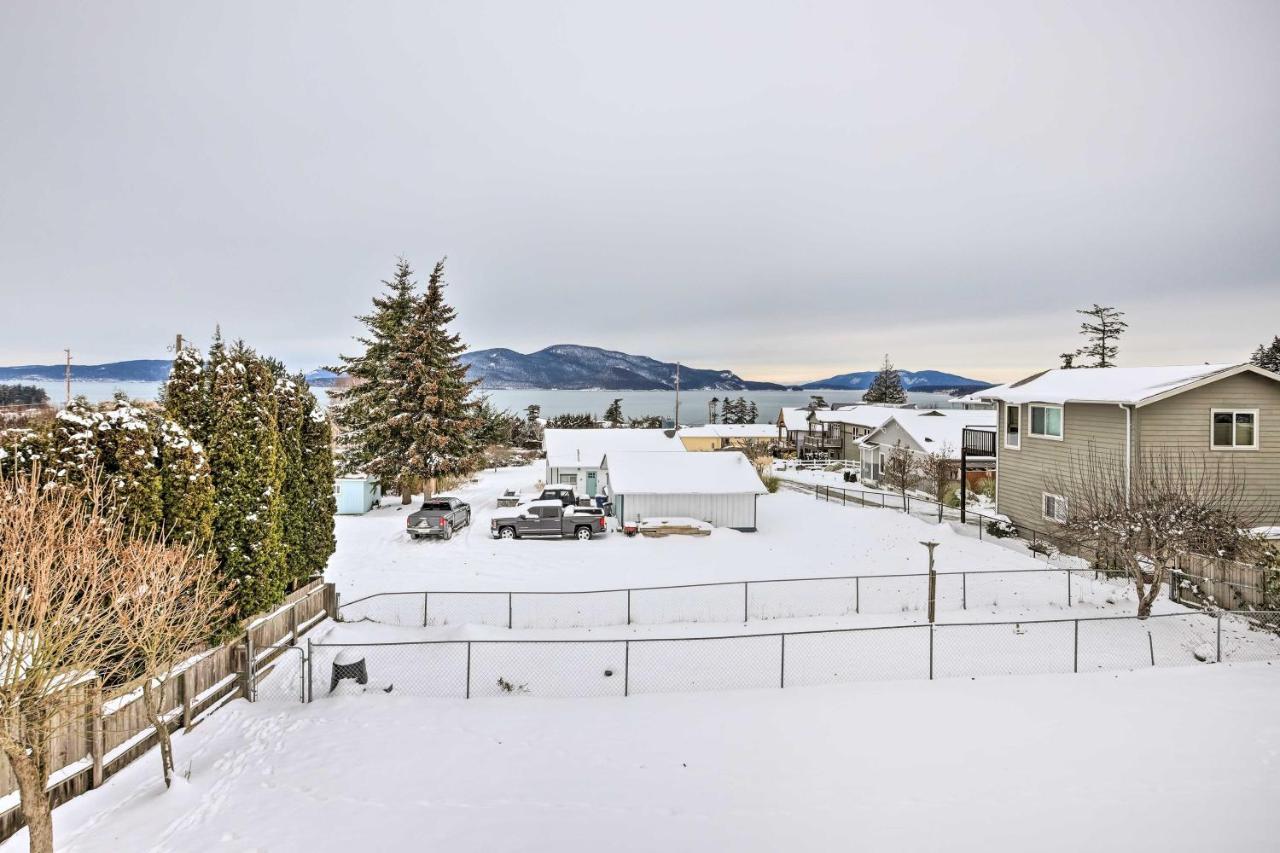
[304,611,1280,701]
[338,568,1101,630]
[0,580,337,844]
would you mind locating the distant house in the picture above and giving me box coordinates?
[543,428,682,497]
[335,473,381,515]
[602,450,768,530]
[677,423,780,451]
[857,409,998,488]
[978,363,1280,533]
[776,404,904,459]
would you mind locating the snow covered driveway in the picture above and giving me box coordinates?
[13,664,1279,853]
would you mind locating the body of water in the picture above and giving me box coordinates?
[28,381,966,426]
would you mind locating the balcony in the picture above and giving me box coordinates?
[961,427,996,458]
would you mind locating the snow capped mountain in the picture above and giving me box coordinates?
[459,345,787,391]
[800,369,991,391]
[0,359,174,382]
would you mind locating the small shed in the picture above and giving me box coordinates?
[335,474,382,515]
[602,451,768,531]
[543,428,681,497]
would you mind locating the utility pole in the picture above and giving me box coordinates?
[64,348,72,408]
[673,361,681,428]
[174,333,184,354]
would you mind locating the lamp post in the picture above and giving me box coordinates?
[921,540,940,623]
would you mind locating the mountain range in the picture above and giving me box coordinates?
[0,347,992,392]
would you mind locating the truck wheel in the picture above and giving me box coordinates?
[499,526,516,540]
[444,524,453,541]
[575,526,593,541]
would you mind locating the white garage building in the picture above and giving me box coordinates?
[543,428,681,497]
[602,451,768,531]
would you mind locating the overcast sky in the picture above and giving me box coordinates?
[2,1,1277,384]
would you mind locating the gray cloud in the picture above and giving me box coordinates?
[1,1,1277,383]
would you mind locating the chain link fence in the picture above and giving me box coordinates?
[293,610,1280,702]
[339,567,1103,632]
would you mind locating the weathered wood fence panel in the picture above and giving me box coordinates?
[0,579,336,843]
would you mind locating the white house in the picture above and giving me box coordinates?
[857,409,998,487]
[602,450,768,530]
[543,428,682,497]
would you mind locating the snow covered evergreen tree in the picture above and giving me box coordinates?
[388,259,482,497]
[205,341,287,617]
[1250,336,1280,372]
[604,398,624,426]
[330,258,419,488]
[155,417,215,548]
[160,344,210,439]
[296,394,338,583]
[746,400,758,423]
[863,355,907,404]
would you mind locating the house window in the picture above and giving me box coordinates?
[1211,410,1259,450]
[559,473,578,486]
[1028,405,1063,440]
[1042,492,1068,524]
[1004,405,1020,449]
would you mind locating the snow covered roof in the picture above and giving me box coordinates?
[862,410,998,455]
[677,424,779,439]
[603,451,767,495]
[543,428,681,468]
[978,363,1277,407]
[778,405,905,432]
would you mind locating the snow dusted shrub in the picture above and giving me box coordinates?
[986,518,1017,538]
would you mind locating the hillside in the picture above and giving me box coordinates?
[801,369,991,391]
[0,359,174,382]
[460,345,788,391]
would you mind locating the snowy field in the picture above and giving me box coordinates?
[329,463,1155,620]
[8,664,1279,853]
[10,462,1280,852]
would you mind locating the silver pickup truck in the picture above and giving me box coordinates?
[406,496,471,540]
[490,499,607,541]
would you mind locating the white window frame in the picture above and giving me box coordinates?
[1042,492,1068,524]
[1027,404,1064,441]
[1210,409,1260,451]
[1004,404,1021,450]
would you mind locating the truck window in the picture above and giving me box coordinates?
[421,501,451,511]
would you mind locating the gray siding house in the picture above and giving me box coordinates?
[979,363,1280,533]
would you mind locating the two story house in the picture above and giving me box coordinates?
[978,363,1280,533]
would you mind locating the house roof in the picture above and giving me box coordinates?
[677,424,779,440]
[543,428,681,468]
[602,451,768,495]
[978,363,1278,407]
[861,410,998,455]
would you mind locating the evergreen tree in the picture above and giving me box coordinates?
[708,397,719,424]
[604,398,624,426]
[205,341,287,617]
[863,355,907,404]
[155,417,215,548]
[1059,352,1077,369]
[293,380,337,586]
[330,259,419,485]
[388,259,482,497]
[1250,336,1280,372]
[271,365,310,591]
[746,400,758,423]
[160,344,210,440]
[1075,304,1127,367]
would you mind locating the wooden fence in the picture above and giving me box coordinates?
[1172,553,1273,610]
[0,579,337,843]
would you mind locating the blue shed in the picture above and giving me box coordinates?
[335,474,382,515]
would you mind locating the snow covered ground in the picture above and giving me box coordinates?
[11,462,1280,851]
[9,664,1279,853]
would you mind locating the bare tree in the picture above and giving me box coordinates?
[1048,447,1266,618]
[919,442,956,503]
[111,537,230,788]
[0,470,135,853]
[882,442,920,499]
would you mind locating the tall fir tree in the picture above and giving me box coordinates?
[1250,336,1280,372]
[160,344,210,440]
[1075,304,1127,367]
[296,394,337,582]
[863,355,907,404]
[604,398,624,425]
[388,259,482,497]
[330,259,420,489]
[155,417,215,548]
[746,400,758,424]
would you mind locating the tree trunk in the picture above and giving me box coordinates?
[7,748,55,853]
[142,680,175,788]
[399,475,415,505]
[425,476,437,498]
